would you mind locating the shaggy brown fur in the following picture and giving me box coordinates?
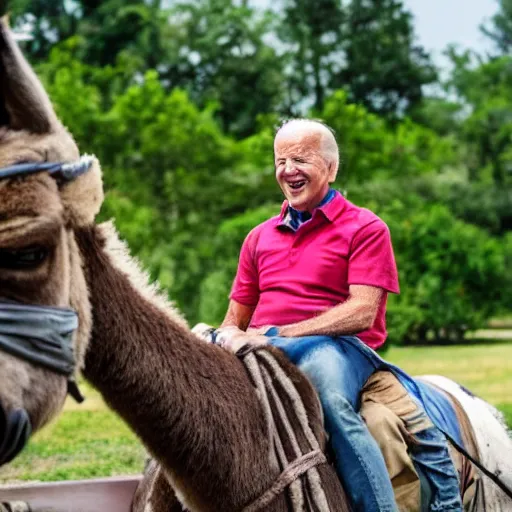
[0,16,349,512]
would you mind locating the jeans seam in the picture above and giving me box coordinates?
[327,392,397,511]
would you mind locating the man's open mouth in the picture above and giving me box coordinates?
[288,180,306,190]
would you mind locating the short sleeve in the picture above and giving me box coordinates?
[348,219,400,294]
[229,229,260,307]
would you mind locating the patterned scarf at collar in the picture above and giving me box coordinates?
[280,188,335,232]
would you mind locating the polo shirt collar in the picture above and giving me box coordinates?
[277,188,343,230]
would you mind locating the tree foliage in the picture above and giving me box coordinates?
[333,0,437,117]
[481,0,512,55]
[448,51,512,184]
[277,0,344,111]
[161,0,286,137]
[6,0,510,343]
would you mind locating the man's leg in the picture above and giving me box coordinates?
[361,371,463,512]
[361,400,423,512]
[271,336,398,512]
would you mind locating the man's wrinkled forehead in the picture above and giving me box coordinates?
[274,130,322,159]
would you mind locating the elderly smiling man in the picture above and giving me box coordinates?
[217,119,463,512]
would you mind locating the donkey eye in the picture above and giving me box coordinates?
[0,246,49,269]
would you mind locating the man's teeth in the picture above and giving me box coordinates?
[289,181,306,189]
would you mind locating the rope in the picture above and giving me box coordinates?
[241,349,332,512]
[242,450,327,512]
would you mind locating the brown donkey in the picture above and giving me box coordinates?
[0,18,349,512]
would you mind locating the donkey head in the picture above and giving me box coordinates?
[0,17,103,465]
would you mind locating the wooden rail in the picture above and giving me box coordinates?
[0,475,142,511]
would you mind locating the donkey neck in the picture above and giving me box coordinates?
[75,224,278,511]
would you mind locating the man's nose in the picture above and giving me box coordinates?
[283,160,296,174]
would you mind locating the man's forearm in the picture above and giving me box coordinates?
[220,301,254,330]
[278,294,379,338]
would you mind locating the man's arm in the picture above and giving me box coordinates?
[221,300,255,331]
[275,285,383,337]
[219,286,383,352]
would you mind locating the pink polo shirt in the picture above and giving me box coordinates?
[230,191,400,349]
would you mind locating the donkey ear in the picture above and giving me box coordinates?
[0,17,60,133]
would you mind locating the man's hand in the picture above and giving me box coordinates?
[191,322,216,343]
[215,326,268,353]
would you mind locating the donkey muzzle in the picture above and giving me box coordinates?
[0,404,31,466]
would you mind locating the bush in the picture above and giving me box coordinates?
[381,203,507,344]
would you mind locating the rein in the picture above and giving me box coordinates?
[240,348,332,512]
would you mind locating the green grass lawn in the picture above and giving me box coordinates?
[0,342,511,483]
[0,385,146,483]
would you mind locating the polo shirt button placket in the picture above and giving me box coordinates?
[289,234,301,265]
[289,247,298,265]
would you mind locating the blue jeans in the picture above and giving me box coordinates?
[270,335,462,512]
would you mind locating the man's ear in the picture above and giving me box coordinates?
[328,161,338,183]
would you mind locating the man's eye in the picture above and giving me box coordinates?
[0,246,49,270]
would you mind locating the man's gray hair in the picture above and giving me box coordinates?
[276,119,339,172]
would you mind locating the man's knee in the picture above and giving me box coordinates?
[361,402,412,474]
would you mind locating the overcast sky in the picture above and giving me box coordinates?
[403,0,497,63]
[250,0,499,67]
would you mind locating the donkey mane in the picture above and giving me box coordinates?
[98,220,188,329]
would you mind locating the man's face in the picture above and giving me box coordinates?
[274,131,336,212]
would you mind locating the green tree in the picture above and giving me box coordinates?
[381,203,507,344]
[321,90,456,186]
[76,0,166,68]
[481,0,512,55]
[9,0,80,59]
[277,0,344,112]
[333,0,437,117]
[161,0,286,137]
[198,204,279,325]
[409,97,463,137]
[9,0,166,67]
[448,50,512,184]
